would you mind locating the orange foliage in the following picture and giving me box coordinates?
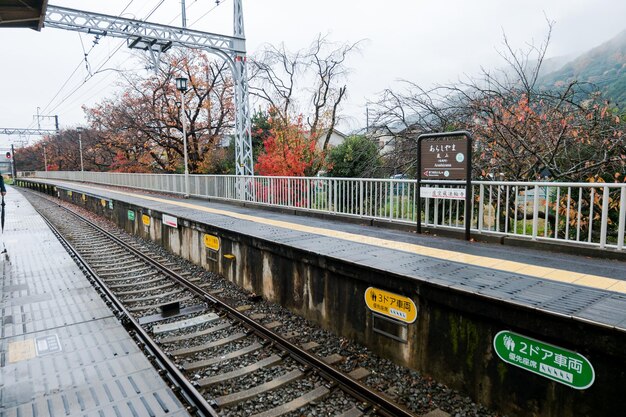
[255,115,325,176]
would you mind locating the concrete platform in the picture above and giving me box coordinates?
[22,178,626,331]
[0,186,190,417]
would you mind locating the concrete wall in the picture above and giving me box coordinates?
[19,180,626,417]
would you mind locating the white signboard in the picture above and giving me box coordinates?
[420,187,466,200]
[162,214,178,228]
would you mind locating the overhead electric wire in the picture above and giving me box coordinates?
[43,0,167,120]
[38,1,138,119]
[188,0,227,29]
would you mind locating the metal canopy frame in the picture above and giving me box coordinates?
[43,3,254,181]
[0,128,57,135]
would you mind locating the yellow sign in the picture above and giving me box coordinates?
[8,339,36,363]
[82,193,86,201]
[142,214,151,226]
[364,287,417,324]
[67,191,72,197]
[101,199,107,207]
[203,234,220,251]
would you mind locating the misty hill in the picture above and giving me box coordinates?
[539,29,626,107]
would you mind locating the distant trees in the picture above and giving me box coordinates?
[327,135,381,178]
[370,22,626,183]
[15,129,107,172]
[84,49,235,174]
[18,50,236,175]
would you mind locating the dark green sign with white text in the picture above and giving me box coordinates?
[494,331,594,390]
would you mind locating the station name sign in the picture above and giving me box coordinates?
[420,138,468,180]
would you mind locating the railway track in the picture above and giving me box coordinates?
[25,190,418,417]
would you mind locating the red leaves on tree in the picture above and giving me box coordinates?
[255,115,324,177]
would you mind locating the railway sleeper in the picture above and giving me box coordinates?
[249,385,331,417]
[170,331,248,357]
[214,368,305,408]
[196,354,283,387]
[158,320,231,344]
[183,341,264,372]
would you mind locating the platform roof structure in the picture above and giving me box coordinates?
[0,0,47,31]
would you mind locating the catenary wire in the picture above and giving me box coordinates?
[43,1,167,120]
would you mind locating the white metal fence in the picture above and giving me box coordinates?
[29,171,626,251]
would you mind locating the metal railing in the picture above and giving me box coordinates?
[31,171,626,251]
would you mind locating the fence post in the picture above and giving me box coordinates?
[600,186,610,248]
[333,180,338,213]
[532,186,539,240]
[359,180,364,217]
[478,184,484,232]
[618,186,626,250]
[389,182,394,219]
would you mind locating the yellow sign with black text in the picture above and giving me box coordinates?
[142,214,151,226]
[203,234,220,251]
[364,287,417,324]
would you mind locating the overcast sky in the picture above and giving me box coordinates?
[1,0,625,148]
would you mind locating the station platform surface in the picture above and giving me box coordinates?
[0,186,190,417]
[20,179,626,332]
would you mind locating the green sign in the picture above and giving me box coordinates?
[493,331,594,390]
[128,210,135,221]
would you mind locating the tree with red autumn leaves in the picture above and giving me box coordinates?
[255,114,325,176]
[85,49,234,174]
[250,35,360,175]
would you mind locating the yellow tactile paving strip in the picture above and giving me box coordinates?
[70,183,626,295]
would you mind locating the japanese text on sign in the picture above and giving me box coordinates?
[364,287,417,324]
[420,187,466,200]
[420,138,468,180]
[493,331,594,390]
[203,234,220,251]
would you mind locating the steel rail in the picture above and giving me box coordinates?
[33,199,219,417]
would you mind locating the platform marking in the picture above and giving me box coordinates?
[55,183,626,295]
[8,339,36,363]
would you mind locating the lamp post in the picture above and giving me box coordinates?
[175,76,190,198]
[43,144,48,172]
[77,127,84,180]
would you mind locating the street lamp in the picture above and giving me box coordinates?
[77,127,84,180]
[175,76,190,198]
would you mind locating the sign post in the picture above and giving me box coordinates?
[417,131,473,240]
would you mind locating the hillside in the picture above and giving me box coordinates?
[539,29,626,107]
